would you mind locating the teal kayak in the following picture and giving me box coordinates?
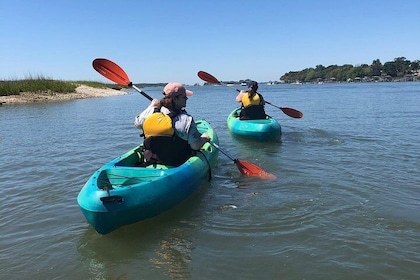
[227,107,281,141]
[77,120,219,234]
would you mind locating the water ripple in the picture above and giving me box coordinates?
[1,83,419,279]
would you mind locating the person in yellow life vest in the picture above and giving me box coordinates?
[235,81,266,120]
[134,82,210,166]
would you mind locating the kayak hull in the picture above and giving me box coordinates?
[77,120,218,234]
[227,108,281,141]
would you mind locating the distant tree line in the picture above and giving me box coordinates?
[280,57,420,83]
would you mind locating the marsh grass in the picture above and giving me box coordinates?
[0,75,118,96]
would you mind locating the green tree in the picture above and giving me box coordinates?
[383,61,397,77]
[279,57,418,82]
[371,59,382,76]
[304,68,317,82]
[410,60,420,71]
[394,57,409,77]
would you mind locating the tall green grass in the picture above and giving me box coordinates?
[0,75,118,96]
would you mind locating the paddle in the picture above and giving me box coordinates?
[210,142,276,180]
[197,71,303,118]
[92,58,154,101]
[92,58,275,179]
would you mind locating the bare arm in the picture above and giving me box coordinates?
[235,90,246,102]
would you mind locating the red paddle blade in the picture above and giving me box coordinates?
[92,58,131,86]
[197,71,220,84]
[235,160,277,180]
[280,107,303,118]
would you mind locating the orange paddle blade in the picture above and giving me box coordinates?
[92,58,131,86]
[265,101,303,119]
[235,160,277,180]
[198,71,220,84]
[280,107,303,118]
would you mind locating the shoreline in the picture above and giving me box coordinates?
[0,85,127,105]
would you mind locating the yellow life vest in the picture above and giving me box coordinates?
[241,93,262,108]
[143,112,174,138]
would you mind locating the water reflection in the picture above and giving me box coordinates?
[76,184,210,279]
[150,228,193,279]
[77,221,194,279]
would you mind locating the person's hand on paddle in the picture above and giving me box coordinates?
[134,99,160,129]
[191,132,211,151]
[235,90,246,102]
[201,133,211,142]
[150,98,160,107]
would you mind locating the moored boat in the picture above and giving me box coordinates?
[77,120,219,234]
[227,107,281,141]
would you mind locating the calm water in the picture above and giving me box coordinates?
[1,82,419,279]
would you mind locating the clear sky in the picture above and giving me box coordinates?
[1,0,419,85]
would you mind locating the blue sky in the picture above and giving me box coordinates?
[1,0,419,84]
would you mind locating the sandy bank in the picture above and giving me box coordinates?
[0,85,127,105]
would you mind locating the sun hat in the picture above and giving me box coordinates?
[163,82,193,96]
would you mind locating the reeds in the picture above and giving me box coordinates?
[0,75,116,96]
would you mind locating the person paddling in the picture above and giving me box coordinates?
[235,81,266,120]
[134,82,210,166]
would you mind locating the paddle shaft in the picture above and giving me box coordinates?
[209,142,236,162]
[265,101,280,109]
[131,83,153,101]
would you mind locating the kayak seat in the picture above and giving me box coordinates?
[239,105,266,120]
[135,150,147,167]
[143,136,196,167]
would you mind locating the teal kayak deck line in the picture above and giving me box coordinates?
[227,107,281,141]
[77,119,219,234]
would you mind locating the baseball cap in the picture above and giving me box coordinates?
[163,82,193,96]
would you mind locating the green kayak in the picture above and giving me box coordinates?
[77,119,219,234]
[227,107,281,141]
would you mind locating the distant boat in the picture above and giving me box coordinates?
[241,82,247,86]
[266,81,275,85]
[291,80,302,85]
